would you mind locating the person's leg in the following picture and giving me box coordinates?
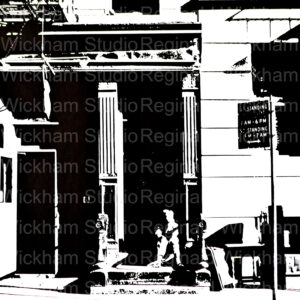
[170,239,182,265]
[98,238,104,262]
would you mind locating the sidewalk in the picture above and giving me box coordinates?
[0,287,299,300]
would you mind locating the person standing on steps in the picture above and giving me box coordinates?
[163,209,183,268]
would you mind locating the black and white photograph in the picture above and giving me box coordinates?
[0,0,300,299]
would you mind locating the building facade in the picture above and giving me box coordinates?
[0,0,300,292]
[0,0,202,277]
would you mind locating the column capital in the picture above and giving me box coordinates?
[98,82,117,92]
[182,73,198,91]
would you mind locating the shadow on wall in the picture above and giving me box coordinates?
[252,41,300,156]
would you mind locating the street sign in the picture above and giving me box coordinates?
[238,100,270,149]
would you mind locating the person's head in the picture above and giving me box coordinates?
[97,213,108,226]
[163,209,174,223]
[154,225,163,238]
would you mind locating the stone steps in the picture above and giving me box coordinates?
[86,265,211,290]
[91,284,211,295]
[0,266,210,295]
[89,266,173,286]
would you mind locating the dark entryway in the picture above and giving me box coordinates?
[120,77,185,265]
[17,152,55,273]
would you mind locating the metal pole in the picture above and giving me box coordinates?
[269,95,278,300]
[54,150,59,275]
[41,6,44,55]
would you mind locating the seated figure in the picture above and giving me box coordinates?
[148,209,182,267]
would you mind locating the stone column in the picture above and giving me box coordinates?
[182,73,198,181]
[98,82,124,248]
[182,73,199,243]
[98,82,118,179]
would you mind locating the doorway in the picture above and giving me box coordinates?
[17,151,56,273]
[120,79,185,265]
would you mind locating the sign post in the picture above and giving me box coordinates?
[238,98,278,300]
[269,96,278,300]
